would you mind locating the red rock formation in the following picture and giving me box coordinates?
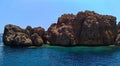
[75,11,117,45]
[3,10,118,47]
[45,11,117,46]
[44,14,76,46]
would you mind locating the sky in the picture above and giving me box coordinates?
[0,0,120,33]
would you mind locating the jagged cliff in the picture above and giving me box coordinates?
[3,11,120,47]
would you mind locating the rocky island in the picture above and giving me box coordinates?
[3,10,120,47]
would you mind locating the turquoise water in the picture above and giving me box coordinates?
[0,42,120,66]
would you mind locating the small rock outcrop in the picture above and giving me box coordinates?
[3,24,45,47]
[3,10,119,47]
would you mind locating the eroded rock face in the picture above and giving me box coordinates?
[75,11,117,45]
[44,14,76,46]
[45,11,117,46]
[3,24,45,47]
[3,10,118,47]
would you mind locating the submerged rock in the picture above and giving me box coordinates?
[3,10,119,47]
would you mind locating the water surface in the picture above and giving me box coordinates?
[0,42,120,66]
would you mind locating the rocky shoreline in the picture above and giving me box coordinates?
[3,10,120,47]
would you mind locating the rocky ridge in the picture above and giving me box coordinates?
[3,10,120,47]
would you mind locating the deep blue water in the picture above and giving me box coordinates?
[1,41,120,66]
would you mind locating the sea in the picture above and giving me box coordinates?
[0,36,120,66]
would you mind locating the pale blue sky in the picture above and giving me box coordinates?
[0,0,120,32]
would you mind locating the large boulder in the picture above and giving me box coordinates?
[3,24,32,46]
[31,33,44,46]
